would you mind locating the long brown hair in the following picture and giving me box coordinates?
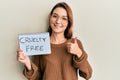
[48,2,73,39]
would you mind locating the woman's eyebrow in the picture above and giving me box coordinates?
[52,13,68,17]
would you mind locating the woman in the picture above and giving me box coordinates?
[17,2,92,80]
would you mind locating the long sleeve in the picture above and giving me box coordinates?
[73,39,92,80]
[23,56,40,80]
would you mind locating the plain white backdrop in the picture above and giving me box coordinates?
[0,0,120,80]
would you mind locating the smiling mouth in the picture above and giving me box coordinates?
[54,24,62,28]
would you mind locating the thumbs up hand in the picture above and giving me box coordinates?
[66,37,82,58]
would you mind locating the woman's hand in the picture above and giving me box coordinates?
[66,38,82,58]
[17,48,32,70]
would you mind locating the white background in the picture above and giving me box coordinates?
[0,0,120,80]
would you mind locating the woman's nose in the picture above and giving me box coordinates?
[56,17,61,23]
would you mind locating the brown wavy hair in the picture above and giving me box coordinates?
[47,2,73,39]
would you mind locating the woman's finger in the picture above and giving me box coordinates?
[17,48,23,53]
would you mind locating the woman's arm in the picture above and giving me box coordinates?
[17,48,38,80]
[73,52,92,80]
[23,56,40,80]
[72,39,93,80]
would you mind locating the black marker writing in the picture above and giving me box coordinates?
[20,37,46,43]
[26,45,44,52]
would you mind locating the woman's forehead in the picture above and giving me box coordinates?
[52,7,68,16]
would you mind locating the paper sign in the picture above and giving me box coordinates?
[18,32,51,56]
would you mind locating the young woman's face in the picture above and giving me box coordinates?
[50,7,68,34]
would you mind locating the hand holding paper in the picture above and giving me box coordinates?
[17,48,32,70]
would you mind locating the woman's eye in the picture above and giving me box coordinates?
[52,15,58,18]
[62,17,68,21]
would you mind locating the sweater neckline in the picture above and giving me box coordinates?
[51,40,68,47]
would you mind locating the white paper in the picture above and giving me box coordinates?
[18,32,51,56]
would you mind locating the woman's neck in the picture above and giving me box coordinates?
[50,33,67,44]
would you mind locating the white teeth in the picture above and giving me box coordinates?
[54,24,61,27]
